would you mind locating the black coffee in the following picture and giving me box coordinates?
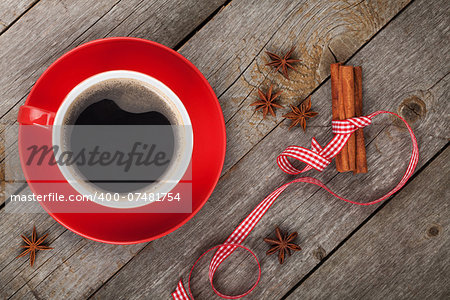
[74,99,171,126]
[63,78,179,126]
[64,79,178,193]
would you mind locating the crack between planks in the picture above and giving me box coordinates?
[0,182,27,211]
[64,0,125,49]
[327,45,338,63]
[0,8,240,291]
[29,234,87,289]
[85,245,150,299]
[213,122,391,279]
[0,0,126,136]
[426,71,449,92]
[108,0,147,38]
[221,0,418,187]
[7,233,87,300]
[173,0,233,51]
[5,221,66,291]
[0,0,41,37]
[280,141,449,300]
[221,0,320,122]
[0,0,424,297]
[226,0,368,123]
[180,0,424,293]
[0,0,229,127]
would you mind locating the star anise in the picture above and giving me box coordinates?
[264,227,301,264]
[266,47,301,79]
[250,84,284,119]
[283,96,318,131]
[16,226,53,267]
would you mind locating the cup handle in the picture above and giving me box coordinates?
[18,105,55,127]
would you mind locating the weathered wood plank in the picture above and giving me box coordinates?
[0,3,414,295]
[0,0,412,176]
[0,0,414,204]
[0,0,413,206]
[89,0,450,298]
[0,0,227,124]
[1,0,446,299]
[287,147,450,300]
[179,0,411,173]
[0,0,228,120]
[0,0,230,299]
[0,187,144,300]
[0,0,229,207]
[1,125,26,204]
[0,0,37,33]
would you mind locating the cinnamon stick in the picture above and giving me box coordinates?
[336,65,351,172]
[340,66,356,171]
[353,66,368,173]
[331,63,345,172]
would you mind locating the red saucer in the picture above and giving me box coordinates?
[17,38,226,244]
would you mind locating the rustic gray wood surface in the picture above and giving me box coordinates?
[287,147,450,300]
[0,0,36,33]
[0,0,449,299]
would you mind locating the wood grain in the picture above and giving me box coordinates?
[0,0,411,181]
[0,0,228,298]
[0,0,37,33]
[0,0,229,207]
[0,0,412,205]
[89,0,450,298]
[0,0,447,299]
[287,147,450,300]
[1,125,25,204]
[0,187,144,300]
[179,0,411,174]
[0,0,227,123]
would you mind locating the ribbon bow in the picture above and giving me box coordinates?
[173,111,418,299]
[279,115,372,173]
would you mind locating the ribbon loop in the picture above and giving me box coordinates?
[278,145,331,173]
[173,244,261,300]
[173,111,418,300]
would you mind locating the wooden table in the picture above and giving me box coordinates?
[0,0,448,299]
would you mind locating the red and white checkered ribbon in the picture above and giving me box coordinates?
[173,111,419,299]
